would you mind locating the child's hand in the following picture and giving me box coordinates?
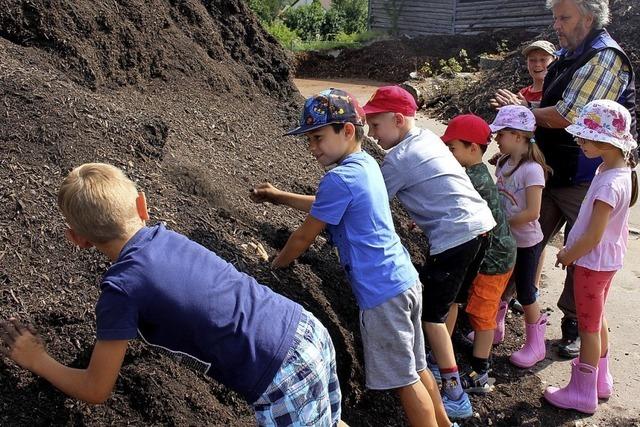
[487,152,502,166]
[555,248,572,270]
[250,183,280,204]
[0,319,46,371]
[271,253,290,269]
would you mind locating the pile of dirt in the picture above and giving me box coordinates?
[294,30,536,83]
[1,1,639,426]
[429,0,640,123]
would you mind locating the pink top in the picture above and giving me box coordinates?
[566,166,632,271]
[496,159,546,248]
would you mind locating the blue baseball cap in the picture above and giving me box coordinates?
[286,88,366,136]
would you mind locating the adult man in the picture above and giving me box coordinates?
[492,0,636,358]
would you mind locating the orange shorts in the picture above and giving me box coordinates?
[465,270,513,331]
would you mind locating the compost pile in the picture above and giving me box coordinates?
[1,1,639,426]
[0,0,399,424]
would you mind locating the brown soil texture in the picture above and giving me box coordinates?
[1,1,639,427]
[429,0,640,124]
[294,30,535,83]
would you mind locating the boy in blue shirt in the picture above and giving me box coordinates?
[0,163,342,427]
[252,89,455,427]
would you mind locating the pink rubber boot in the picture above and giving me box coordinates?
[509,313,547,368]
[544,359,598,414]
[598,352,614,399]
[466,300,508,344]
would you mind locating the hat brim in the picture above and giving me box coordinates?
[522,46,556,57]
[489,124,507,132]
[362,104,394,115]
[285,121,363,136]
[566,124,637,151]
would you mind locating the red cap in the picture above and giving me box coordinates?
[441,114,492,145]
[362,86,418,117]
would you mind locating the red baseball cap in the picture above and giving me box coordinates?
[441,114,492,145]
[362,86,418,117]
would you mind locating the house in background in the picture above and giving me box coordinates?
[290,0,332,10]
[369,0,552,35]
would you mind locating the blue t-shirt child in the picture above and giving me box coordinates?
[310,151,418,310]
[96,224,302,403]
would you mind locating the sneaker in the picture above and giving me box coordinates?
[460,370,493,394]
[442,392,473,419]
[558,318,580,359]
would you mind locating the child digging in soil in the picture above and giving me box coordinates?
[489,105,553,369]
[362,86,497,420]
[0,163,345,427]
[545,100,637,414]
[440,114,517,393]
[250,89,456,427]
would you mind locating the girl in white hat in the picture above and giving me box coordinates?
[545,99,638,414]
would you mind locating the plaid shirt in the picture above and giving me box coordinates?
[556,48,631,122]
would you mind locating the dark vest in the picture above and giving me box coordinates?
[536,29,637,188]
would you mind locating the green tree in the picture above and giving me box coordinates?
[282,0,327,41]
[248,0,291,23]
[384,0,406,36]
[332,0,368,34]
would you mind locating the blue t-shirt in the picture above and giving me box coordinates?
[310,151,418,310]
[96,224,302,403]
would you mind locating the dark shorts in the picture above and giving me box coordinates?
[420,235,488,323]
[513,241,544,306]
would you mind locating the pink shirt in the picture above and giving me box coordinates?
[496,159,546,248]
[566,166,632,271]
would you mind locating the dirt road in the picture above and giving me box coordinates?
[295,77,640,424]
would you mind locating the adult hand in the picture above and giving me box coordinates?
[250,183,280,204]
[490,89,529,109]
[0,318,46,371]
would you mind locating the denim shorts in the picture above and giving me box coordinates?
[253,311,341,427]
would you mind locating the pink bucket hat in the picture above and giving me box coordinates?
[489,105,536,133]
[565,99,637,153]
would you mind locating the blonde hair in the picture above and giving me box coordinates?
[58,163,141,243]
[497,129,553,179]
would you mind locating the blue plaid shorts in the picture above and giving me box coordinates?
[253,311,341,426]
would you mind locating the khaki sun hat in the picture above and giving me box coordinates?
[522,40,556,57]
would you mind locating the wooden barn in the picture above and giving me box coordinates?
[369,0,553,35]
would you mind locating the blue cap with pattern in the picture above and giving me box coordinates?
[286,88,366,136]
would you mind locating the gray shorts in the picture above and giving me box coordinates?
[360,282,427,390]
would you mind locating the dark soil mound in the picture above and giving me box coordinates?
[430,0,640,124]
[295,30,535,83]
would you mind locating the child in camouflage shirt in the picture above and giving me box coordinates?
[441,114,517,393]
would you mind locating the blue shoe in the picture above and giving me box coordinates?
[442,392,473,419]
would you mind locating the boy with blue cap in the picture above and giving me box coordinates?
[252,89,456,427]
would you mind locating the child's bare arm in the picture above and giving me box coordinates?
[508,185,543,227]
[556,200,613,268]
[0,319,127,404]
[272,215,326,268]
[251,183,315,213]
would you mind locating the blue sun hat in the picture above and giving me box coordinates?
[286,88,366,136]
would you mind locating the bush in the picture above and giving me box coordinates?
[265,19,301,48]
[283,1,326,41]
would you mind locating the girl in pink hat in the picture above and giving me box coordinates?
[545,99,638,414]
[490,105,553,370]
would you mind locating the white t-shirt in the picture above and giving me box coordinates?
[381,127,496,255]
